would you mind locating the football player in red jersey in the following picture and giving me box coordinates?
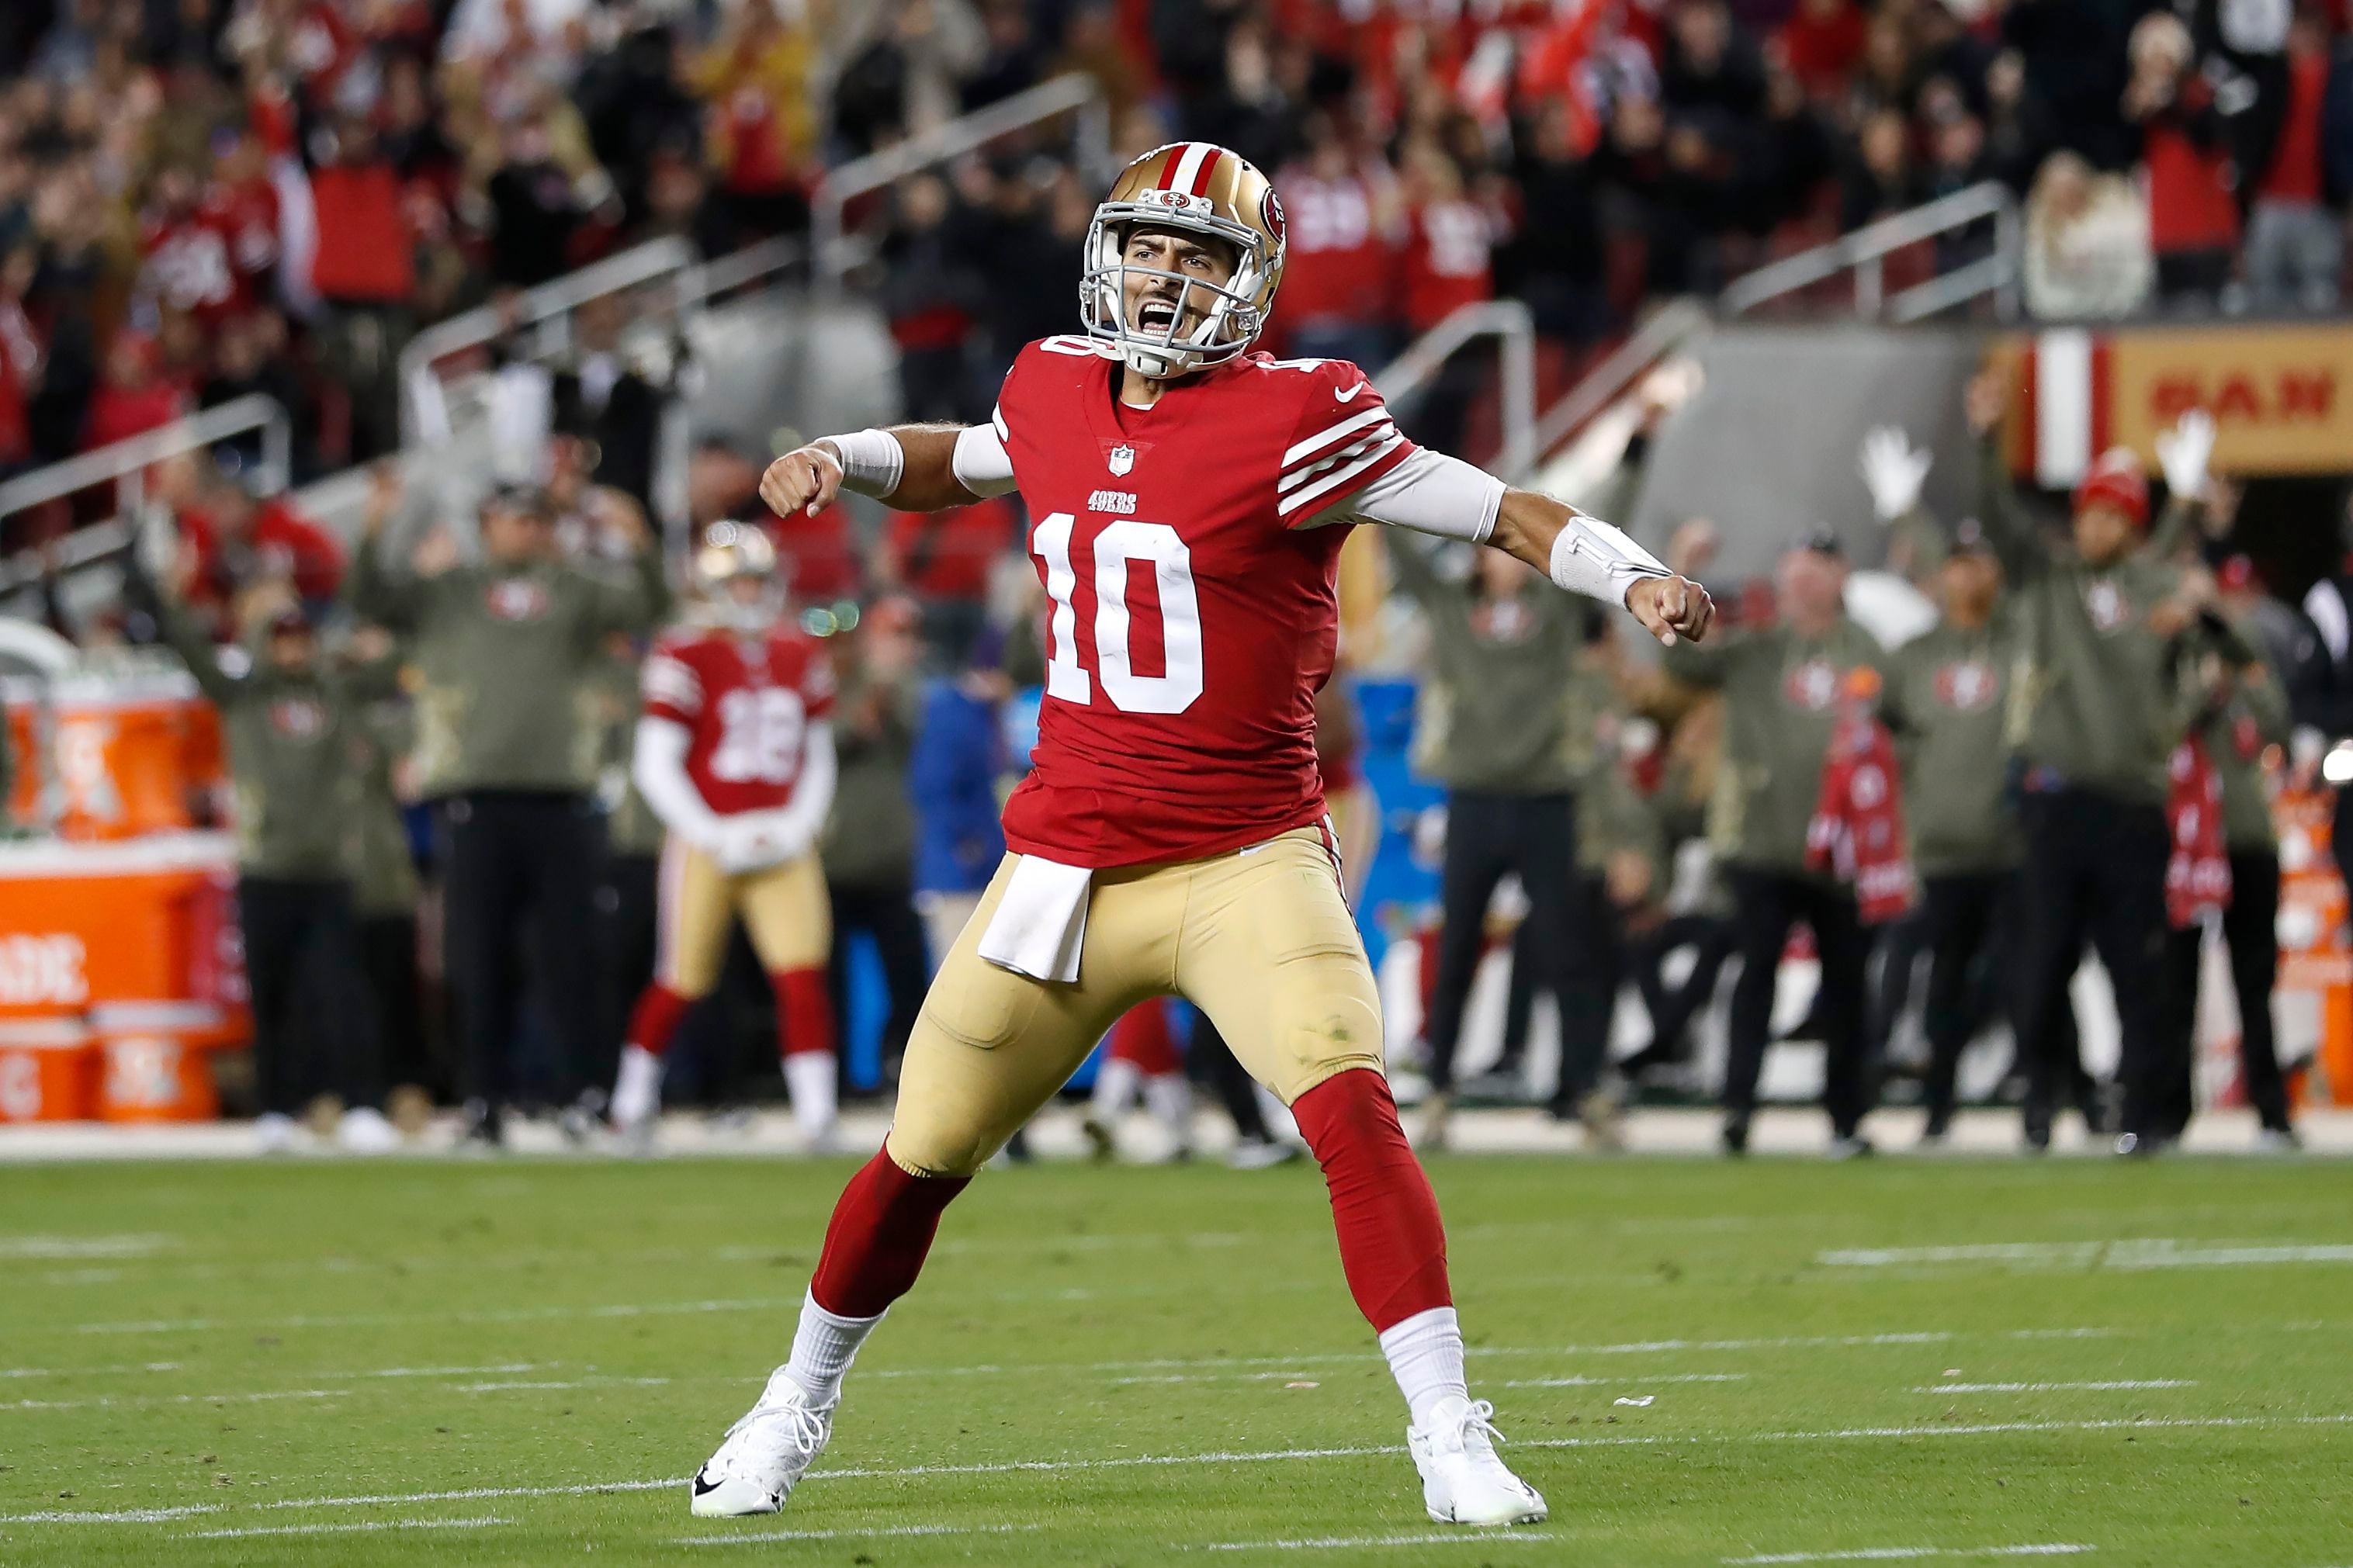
[689,142,1714,1528]
[611,523,843,1150]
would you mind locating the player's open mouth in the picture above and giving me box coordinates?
[1136,298,1179,333]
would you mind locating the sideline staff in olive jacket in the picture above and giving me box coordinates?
[1966,372,2237,1154]
[1388,532,1599,1139]
[148,566,397,1151]
[1662,521,1885,1157]
[348,470,670,1144]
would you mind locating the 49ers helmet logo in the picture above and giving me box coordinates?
[1261,187,1287,250]
[269,698,326,739]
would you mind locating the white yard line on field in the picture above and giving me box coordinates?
[0,1506,222,1524]
[1194,1531,1561,1552]
[1,1388,350,1414]
[0,1234,173,1260]
[453,1377,674,1393]
[75,1296,799,1336]
[31,1412,2353,1527]
[1724,1547,2095,1564]
[1821,1241,2353,1270]
[1502,1372,1752,1389]
[1915,1382,2195,1394]
[677,1522,1043,1546]
[185,1515,511,1540]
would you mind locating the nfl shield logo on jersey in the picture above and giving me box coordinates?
[1107,444,1135,476]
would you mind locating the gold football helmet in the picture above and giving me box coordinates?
[1080,141,1287,379]
[692,521,784,633]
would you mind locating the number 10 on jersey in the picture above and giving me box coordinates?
[1031,512,1204,715]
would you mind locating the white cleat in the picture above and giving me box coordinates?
[688,1367,833,1518]
[1409,1397,1548,1526]
[255,1112,300,1154]
[336,1106,400,1154]
[612,1044,664,1151]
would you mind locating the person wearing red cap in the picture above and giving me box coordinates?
[1964,370,2255,1156]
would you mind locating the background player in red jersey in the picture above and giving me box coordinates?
[611,523,842,1150]
[689,142,1714,1528]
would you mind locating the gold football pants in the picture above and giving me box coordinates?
[654,836,831,996]
[889,826,1384,1176]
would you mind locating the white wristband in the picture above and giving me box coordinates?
[820,429,904,499]
[1547,508,1670,604]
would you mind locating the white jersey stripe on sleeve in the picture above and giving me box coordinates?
[1283,405,1392,467]
[1278,424,1395,493]
[1277,432,1408,517]
[992,402,1009,440]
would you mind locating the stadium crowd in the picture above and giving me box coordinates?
[3,0,2351,521]
[2,0,2351,1156]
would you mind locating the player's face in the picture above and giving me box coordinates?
[1776,549,1845,626]
[1120,227,1239,343]
[1939,549,2000,620]
[2073,502,2135,566]
[483,506,553,565]
[268,625,315,673]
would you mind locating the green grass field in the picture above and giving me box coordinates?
[5,1152,2352,1566]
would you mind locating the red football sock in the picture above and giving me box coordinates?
[1290,1068,1453,1333]
[774,967,836,1060]
[807,1147,971,1318]
[624,983,692,1058]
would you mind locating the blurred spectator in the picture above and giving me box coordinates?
[81,328,186,452]
[693,0,818,241]
[0,244,40,474]
[179,464,344,625]
[485,112,594,289]
[2126,12,2239,304]
[909,639,1011,969]
[1501,99,1606,346]
[550,292,691,515]
[2243,12,2342,311]
[1840,107,1919,233]
[964,0,1044,112]
[2023,151,2154,319]
[824,594,931,1085]
[306,115,415,461]
[884,490,1017,662]
[831,0,986,157]
[1274,114,1398,366]
[879,171,980,424]
[1779,0,1868,104]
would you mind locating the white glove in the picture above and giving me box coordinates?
[2155,408,2216,500]
[1858,427,1932,521]
[712,814,806,875]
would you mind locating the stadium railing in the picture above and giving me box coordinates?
[1719,180,2022,323]
[1372,300,1539,483]
[0,393,292,599]
[812,71,1113,287]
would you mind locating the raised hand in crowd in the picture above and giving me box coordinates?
[2154,409,2216,504]
[1858,426,1933,522]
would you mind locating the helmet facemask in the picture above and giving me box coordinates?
[1080,208,1270,379]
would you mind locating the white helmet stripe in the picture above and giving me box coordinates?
[1168,141,1215,196]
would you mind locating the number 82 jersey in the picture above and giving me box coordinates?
[994,336,1416,868]
[641,625,837,816]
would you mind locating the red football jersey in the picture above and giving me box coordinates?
[641,625,837,817]
[994,337,1415,868]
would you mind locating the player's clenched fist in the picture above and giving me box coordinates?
[759,444,843,519]
[1626,573,1715,647]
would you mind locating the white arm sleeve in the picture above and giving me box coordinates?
[632,717,720,847]
[951,421,1019,498]
[1336,447,1669,606]
[1329,447,1504,541]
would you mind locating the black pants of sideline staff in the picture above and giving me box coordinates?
[436,790,607,1117]
[1423,791,1578,1094]
[2013,786,2171,1144]
[1722,867,1873,1140]
[240,875,378,1116]
[2161,848,2294,1136]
